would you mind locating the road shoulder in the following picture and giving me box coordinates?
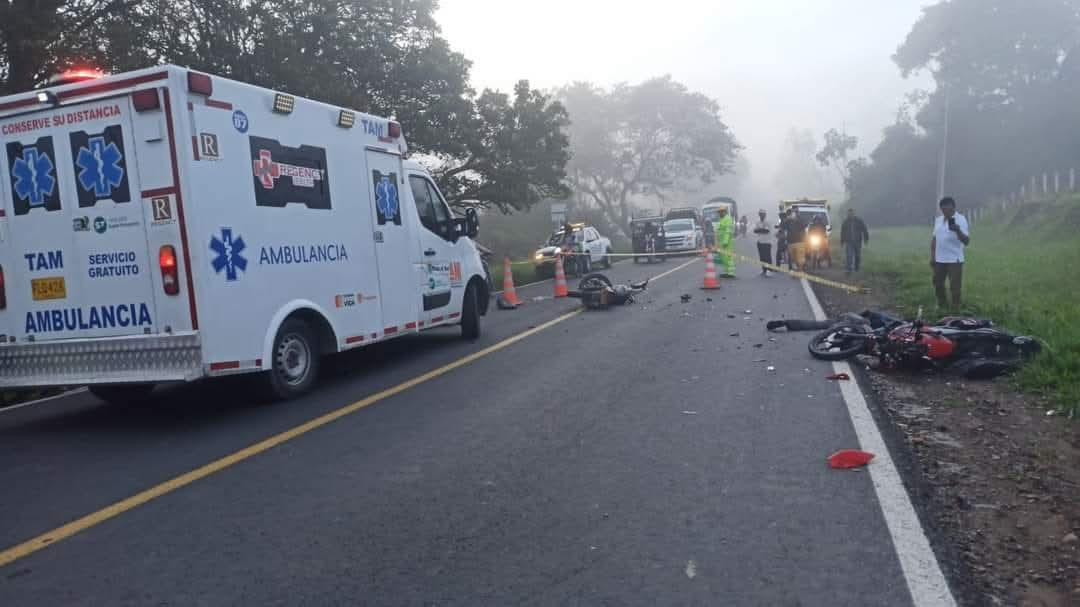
[809,267,1080,606]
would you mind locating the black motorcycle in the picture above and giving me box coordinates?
[568,273,649,309]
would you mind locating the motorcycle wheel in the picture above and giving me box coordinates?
[808,323,872,361]
[579,273,613,291]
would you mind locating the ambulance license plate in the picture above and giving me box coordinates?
[31,277,67,301]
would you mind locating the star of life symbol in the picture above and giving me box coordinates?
[12,147,56,206]
[210,228,248,281]
[76,136,124,197]
[376,175,398,221]
[253,149,323,189]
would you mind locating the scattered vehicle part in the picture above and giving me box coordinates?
[828,450,875,469]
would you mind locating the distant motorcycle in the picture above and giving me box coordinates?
[806,230,831,269]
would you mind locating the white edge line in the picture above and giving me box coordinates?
[0,387,89,415]
[800,277,956,607]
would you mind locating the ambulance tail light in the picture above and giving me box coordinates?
[187,72,213,96]
[0,265,6,310]
[388,121,401,138]
[159,246,179,296]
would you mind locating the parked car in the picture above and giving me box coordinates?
[630,215,666,263]
[662,218,702,254]
[533,223,612,277]
[665,206,703,227]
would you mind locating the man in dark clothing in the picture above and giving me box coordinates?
[784,210,808,271]
[840,208,869,274]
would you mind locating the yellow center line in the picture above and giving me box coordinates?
[0,258,699,568]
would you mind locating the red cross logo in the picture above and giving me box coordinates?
[253,150,280,189]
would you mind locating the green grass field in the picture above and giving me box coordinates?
[489,260,543,291]
[859,200,1080,415]
[489,253,636,291]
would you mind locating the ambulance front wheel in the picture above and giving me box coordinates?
[265,318,321,400]
[461,282,482,340]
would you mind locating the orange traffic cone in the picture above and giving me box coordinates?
[502,257,522,306]
[553,254,569,298]
[701,249,721,290]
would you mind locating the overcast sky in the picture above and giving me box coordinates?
[438,0,935,202]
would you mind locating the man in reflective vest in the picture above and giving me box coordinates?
[713,207,736,277]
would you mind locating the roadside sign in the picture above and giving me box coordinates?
[551,202,567,224]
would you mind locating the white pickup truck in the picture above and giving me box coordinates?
[532,223,612,276]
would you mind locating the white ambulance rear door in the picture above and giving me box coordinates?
[0,95,167,340]
[365,148,418,336]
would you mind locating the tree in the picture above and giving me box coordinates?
[0,0,137,95]
[431,81,571,212]
[773,128,831,197]
[816,128,858,190]
[1,0,569,214]
[848,0,1080,224]
[560,76,741,232]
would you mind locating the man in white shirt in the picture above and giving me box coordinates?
[930,197,971,308]
[753,210,773,276]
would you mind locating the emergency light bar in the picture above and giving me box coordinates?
[187,72,213,96]
[132,89,160,112]
[273,93,295,114]
[337,110,355,128]
[47,69,105,86]
[36,91,59,106]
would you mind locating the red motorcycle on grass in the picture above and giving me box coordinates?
[808,316,1041,378]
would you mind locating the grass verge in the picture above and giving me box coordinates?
[488,260,543,291]
[858,202,1080,415]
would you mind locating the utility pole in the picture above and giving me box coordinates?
[936,84,950,202]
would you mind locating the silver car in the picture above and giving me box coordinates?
[663,219,702,253]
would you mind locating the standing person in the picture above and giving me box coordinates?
[785,210,808,271]
[753,210,773,276]
[840,208,869,275]
[774,215,789,269]
[561,221,582,276]
[713,207,736,277]
[931,197,971,308]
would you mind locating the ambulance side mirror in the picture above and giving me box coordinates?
[465,208,480,239]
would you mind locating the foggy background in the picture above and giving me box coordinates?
[439,0,933,213]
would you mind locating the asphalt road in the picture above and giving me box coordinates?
[0,243,918,606]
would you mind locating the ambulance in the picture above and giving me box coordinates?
[0,66,489,401]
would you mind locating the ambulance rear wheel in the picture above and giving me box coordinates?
[266,318,320,400]
[89,383,155,405]
[461,283,481,340]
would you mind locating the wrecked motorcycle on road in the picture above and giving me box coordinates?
[568,273,649,309]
